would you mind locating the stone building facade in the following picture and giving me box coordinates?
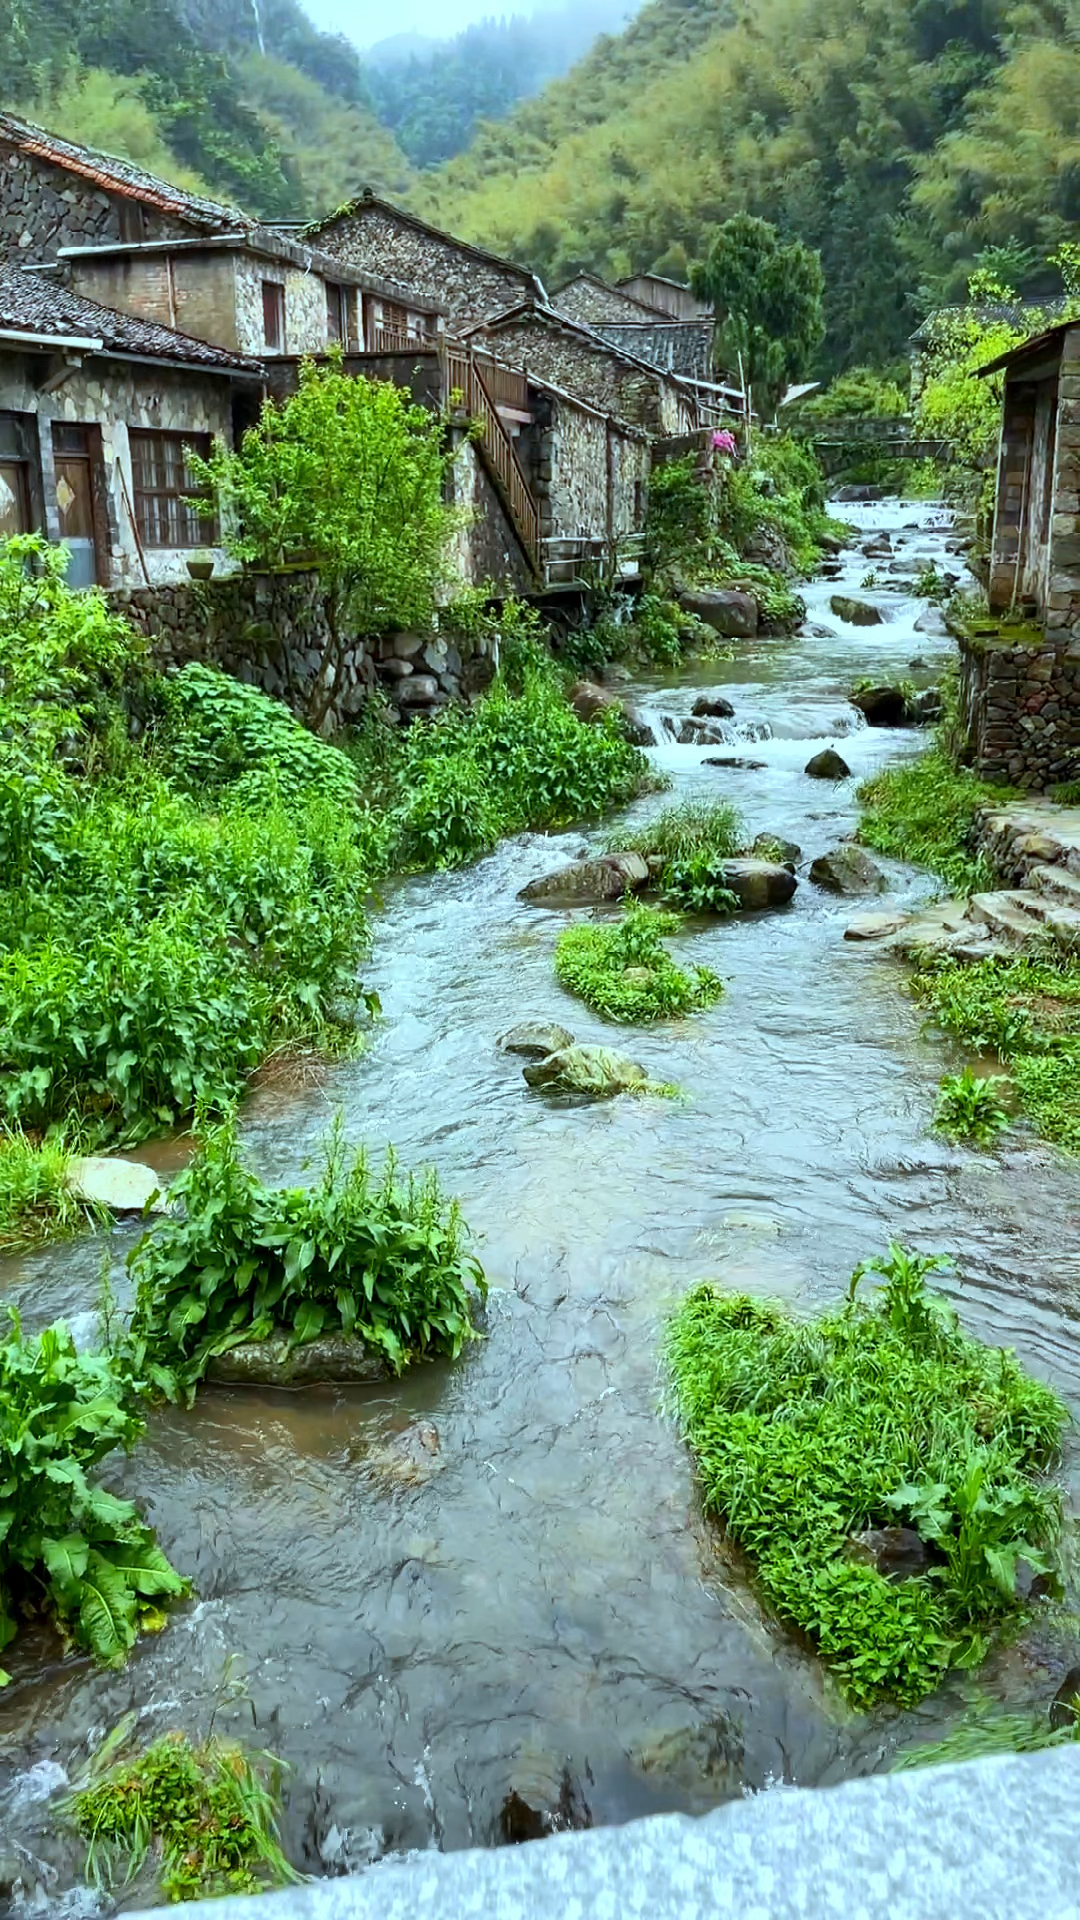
[956,629,1080,789]
[464,303,697,437]
[0,110,249,262]
[981,322,1080,638]
[523,381,650,545]
[307,192,545,333]
[0,262,259,587]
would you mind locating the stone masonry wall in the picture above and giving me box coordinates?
[958,630,1080,789]
[314,204,533,331]
[474,315,692,435]
[0,145,206,261]
[1048,325,1080,638]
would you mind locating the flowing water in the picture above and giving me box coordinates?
[5,500,1080,1900]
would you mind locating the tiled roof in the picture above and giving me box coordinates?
[0,111,251,232]
[0,265,262,372]
[306,189,547,303]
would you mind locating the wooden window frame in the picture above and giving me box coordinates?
[262,279,286,353]
[129,428,216,550]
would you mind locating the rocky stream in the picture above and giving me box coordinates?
[4,500,1080,1905]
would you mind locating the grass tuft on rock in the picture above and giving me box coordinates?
[912,955,1080,1152]
[70,1730,297,1902]
[0,1130,107,1255]
[554,901,723,1024]
[666,1244,1067,1709]
[127,1114,486,1402]
[857,747,1004,895]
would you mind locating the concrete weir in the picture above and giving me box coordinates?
[135,1750,1080,1920]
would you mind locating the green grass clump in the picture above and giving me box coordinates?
[127,1115,486,1401]
[857,747,1005,894]
[911,955,1080,1152]
[613,799,744,869]
[0,1130,107,1254]
[667,1244,1067,1709]
[554,900,723,1023]
[71,1731,297,1902]
[933,1068,1010,1147]
[0,1312,187,1684]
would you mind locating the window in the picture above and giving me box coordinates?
[0,412,34,538]
[262,279,286,352]
[326,282,346,345]
[118,199,146,243]
[129,430,215,548]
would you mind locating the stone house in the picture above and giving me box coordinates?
[0,261,261,588]
[305,190,546,334]
[979,320,1080,633]
[0,111,252,261]
[461,300,700,438]
[56,226,443,363]
[616,274,711,322]
[510,372,650,573]
[553,269,718,390]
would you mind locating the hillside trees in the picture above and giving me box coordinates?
[691,215,824,413]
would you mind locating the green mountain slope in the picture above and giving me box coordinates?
[418,0,1080,371]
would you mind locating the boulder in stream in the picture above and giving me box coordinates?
[851,685,909,727]
[704,756,767,771]
[208,1334,389,1388]
[719,859,798,909]
[677,716,730,745]
[692,694,736,719]
[523,1045,649,1099]
[1049,1667,1080,1730]
[811,845,887,895]
[844,910,910,940]
[805,748,851,779]
[68,1156,166,1214]
[751,832,801,869]
[519,852,649,906]
[569,680,654,746]
[499,1021,576,1058]
[830,594,884,627]
[677,587,758,638]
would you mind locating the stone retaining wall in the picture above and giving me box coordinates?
[957,629,1080,789]
[110,568,501,733]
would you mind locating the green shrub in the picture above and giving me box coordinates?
[912,956,1080,1151]
[554,900,723,1023]
[857,747,1005,893]
[161,663,360,807]
[613,799,744,872]
[0,1130,107,1254]
[934,1068,1010,1146]
[71,1731,296,1901]
[662,852,741,916]
[0,1312,187,1684]
[127,1116,486,1401]
[667,1244,1067,1708]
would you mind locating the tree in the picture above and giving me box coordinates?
[691,214,826,418]
[198,359,458,731]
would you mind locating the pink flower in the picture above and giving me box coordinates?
[711,429,737,453]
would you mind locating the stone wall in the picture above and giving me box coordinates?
[0,144,205,262]
[446,436,536,591]
[1047,325,1080,637]
[554,276,657,326]
[474,312,694,436]
[314,202,533,331]
[234,254,330,358]
[532,394,649,541]
[0,349,236,585]
[957,629,1080,789]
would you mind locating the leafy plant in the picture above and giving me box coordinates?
[667,1244,1067,1708]
[0,1312,187,1683]
[127,1115,486,1401]
[70,1729,297,1901]
[662,852,740,916]
[857,747,1005,894]
[613,798,743,882]
[554,900,723,1024]
[934,1068,1010,1146]
[0,1129,108,1254]
[912,957,1080,1152]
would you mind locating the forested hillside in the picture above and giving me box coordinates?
[419,0,1080,372]
[0,0,414,219]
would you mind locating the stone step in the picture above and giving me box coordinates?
[968,891,1052,943]
[1027,863,1080,909]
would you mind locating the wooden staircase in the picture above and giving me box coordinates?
[445,346,540,575]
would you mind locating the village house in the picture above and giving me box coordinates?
[0,261,261,588]
[460,297,700,438]
[552,269,722,401]
[303,189,546,334]
[615,272,712,322]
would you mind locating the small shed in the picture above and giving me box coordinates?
[978,320,1080,635]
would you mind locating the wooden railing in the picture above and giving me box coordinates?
[540,533,645,588]
[472,352,530,414]
[370,324,431,354]
[445,347,540,567]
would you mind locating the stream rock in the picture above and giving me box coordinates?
[68,1156,166,1214]
[692,694,736,718]
[704,756,767,771]
[811,845,887,894]
[500,1769,592,1844]
[910,687,942,724]
[361,1420,441,1488]
[499,1021,576,1058]
[835,483,885,502]
[830,594,884,627]
[569,680,654,745]
[519,852,649,906]
[678,716,731,745]
[720,859,798,909]
[1049,1667,1080,1730]
[751,832,801,868]
[844,910,910,940]
[847,1525,934,1582]
[620,707,658,747]
[208,1335,389,1388]
[914,606,950,636]
[805,748,851,779]
[523,1045,649,1099]
[677,587,758,638]
[851,685,909,727]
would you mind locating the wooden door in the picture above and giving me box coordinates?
[52,425,99,588]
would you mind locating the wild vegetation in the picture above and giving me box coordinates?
[690,214,825,416]
[0,1313,187,1684]
[667,1245,1067,1708]
[554,900,723,1023]
[912,957,1080,1153]
[70,1729,296,1901]
[126,1116,486,1402]
[933,1068,1010,1147]
[857,746,1003,895]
